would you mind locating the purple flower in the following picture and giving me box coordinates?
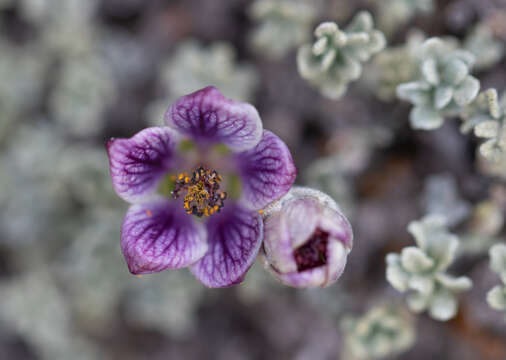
[107,87,296,287]
[261,187,353,288]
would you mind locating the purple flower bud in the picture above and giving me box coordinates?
[261,187,353,288]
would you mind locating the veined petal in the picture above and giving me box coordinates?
[107,127,180,203]
[236,130,297,210]
[121,199,207,274]
[165,86,262,152]
[190,204,263,288]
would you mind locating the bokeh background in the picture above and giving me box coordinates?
[0,0,505,359]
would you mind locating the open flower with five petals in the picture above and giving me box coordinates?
[107,87,297,287]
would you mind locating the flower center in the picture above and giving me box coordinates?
[293,228,329,271]
[172,166,227,217]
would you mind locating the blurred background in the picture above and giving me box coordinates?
[0,0,505,359]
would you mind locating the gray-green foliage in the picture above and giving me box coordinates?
[248,0,318,59]
[0,39,47,141]
[340,304,416,360]
[297,11,386,99]
[123,271,206,338]
[463,89,506,163]
[464,24,504,71]
[19,0,98,56]
[458,190,504,255]
[421,173,470,227]
[377,0,434,37]
[371,30,424,101]
[56,146,122,208]
[0,124,69,246]
[421,175,503,256]
[0,269,104,360]
[0,123,123,248]
[147,40,258,125]
[0,40,46,114]
[478,151,506,179]
[304,158,355,216]
[0,0,116,139]
[56,209,127,332]
[460,89,499,133]
[50,55,116,136]
[486,244,506,318]
[304,126,392,217]
[237,261,283,304]
[386,216,472,321]
[397,38,480,130]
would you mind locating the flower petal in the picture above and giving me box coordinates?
[190,204,263,287]
[165,86,262,152]
[323,239,349,285]
[107,127,180,203]
[121,199,207,274]
[319,206,354,250]
[281,197,321,249]
[236,130,297,210]
[275,266,328,288]
[262,211,298,273]
[269,242,348,288]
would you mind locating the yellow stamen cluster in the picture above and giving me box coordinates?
[172,166,227,217]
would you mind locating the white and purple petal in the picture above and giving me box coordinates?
[191,204,263,288]
[236,130,297,210]
[262,212,297,274]
[107,127,180,203]
[121,199,207,275]
[165,86,262,152]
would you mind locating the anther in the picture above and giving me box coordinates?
[172,166,227,217]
